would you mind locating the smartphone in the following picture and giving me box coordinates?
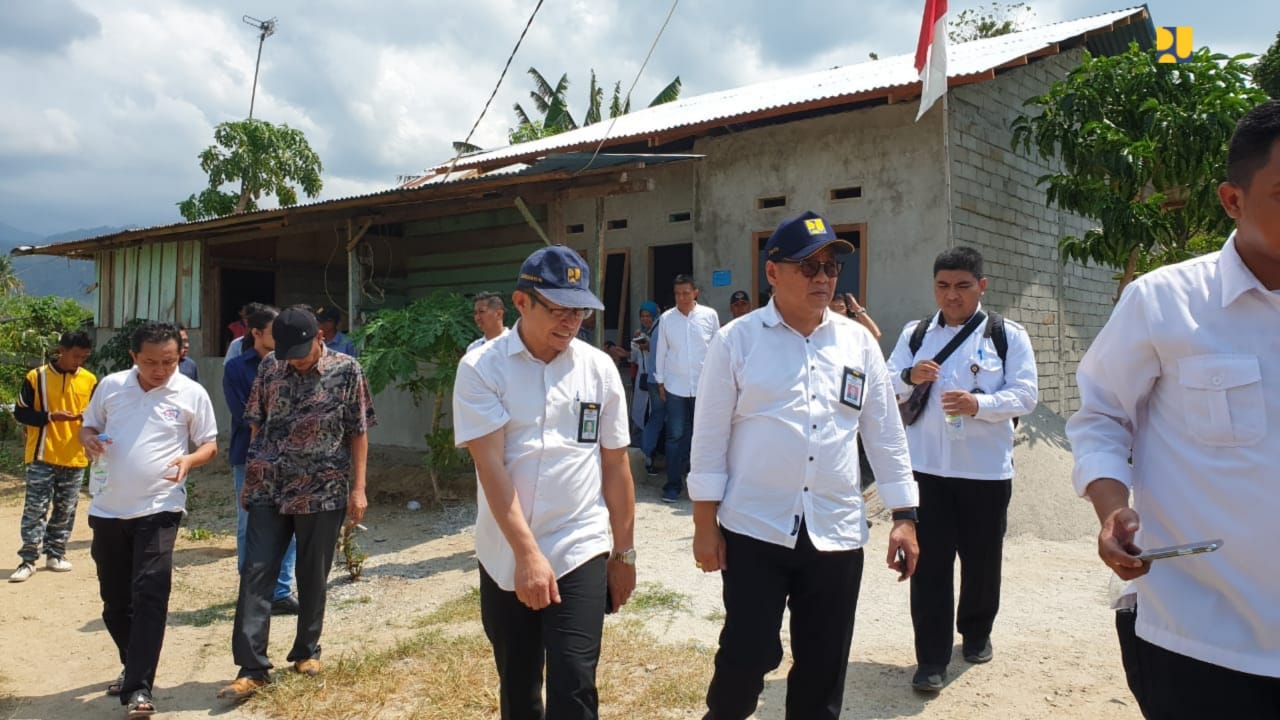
[1136,539,1223,562]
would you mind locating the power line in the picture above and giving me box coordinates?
[575,0,680,175]
[442,0,547,180]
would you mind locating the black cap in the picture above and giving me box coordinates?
[315,305,342,324]
[273,307,319,360]
[515,245,605,310]
[763,211,854,262]
[729,290,750,304]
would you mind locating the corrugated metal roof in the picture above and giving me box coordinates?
[425,7,1151,174]
[14,153,701,257]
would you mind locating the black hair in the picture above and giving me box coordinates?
[58,329,93,350]
[129,321,181,353]
[472,291,506,311]
[246,304,280,332]
[933,246,985,278]
[673,274,698,290]
[1226,100,1280,189]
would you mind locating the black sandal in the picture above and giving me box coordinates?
[106,670,125,696]
[126,689,156,718]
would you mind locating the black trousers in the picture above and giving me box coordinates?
[910,472,1012,668]
[88,511,183,704]
[1117,609,1280,719]
[705,524,864,720]
[231,505,345,677]
[479,555,607,720]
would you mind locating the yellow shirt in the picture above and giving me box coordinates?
[17,363,97,467]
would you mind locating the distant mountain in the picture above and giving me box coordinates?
[0,222,125,304]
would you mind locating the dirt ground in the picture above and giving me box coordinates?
[0,435,1142,720]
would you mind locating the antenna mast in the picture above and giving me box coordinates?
[241,15,277,119]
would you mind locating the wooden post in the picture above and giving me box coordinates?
[594,197,605,349]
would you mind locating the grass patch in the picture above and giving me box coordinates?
[625,582,691,614]
[170,599,237,628]
[253,589,713,720]
[704,609,726,623]
[186,525,216,541]
[332,595,372,611]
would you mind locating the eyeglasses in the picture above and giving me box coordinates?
[777,258,844,278]
[528,292,592,322]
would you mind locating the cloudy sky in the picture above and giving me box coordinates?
[0,0,1274,236]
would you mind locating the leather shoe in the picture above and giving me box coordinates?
[911,665,945,693]
[271,595,300,615]
[963,637,993,664]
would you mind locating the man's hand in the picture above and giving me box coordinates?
[941,389,979,417]
[79,429,108,458]
[164,455,194,483]
[692,501,727,572]
[346,488,368,526]
[1098,507,1148,580]
[886,518,920,581]
[49,411,82,422]
[514,550,560,610]
[910,360,940,385]
[606,556,637,612]
[658,384,667,402]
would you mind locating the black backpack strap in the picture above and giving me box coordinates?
[907,313,934,357]
[984,312,1008,364]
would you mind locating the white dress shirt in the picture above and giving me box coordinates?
[452,323,630,592]
[653,303,720,397]
[688,301,918,550]
[465,327,509,355]
[1066,235,1280,678]
[886,306,1038,480]
[83,368,218,519]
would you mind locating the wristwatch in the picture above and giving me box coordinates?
[891,508,919,523]
[900,367,916,386]
[610,548,636,565]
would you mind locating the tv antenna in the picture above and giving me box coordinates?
[242,15,277,119]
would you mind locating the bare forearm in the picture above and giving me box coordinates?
[1085,478,1130,524]
[349,432,368,493]
[186,441,218,467]
[856,313,882,340]
[693,500,720,529]
[601,451,635,550]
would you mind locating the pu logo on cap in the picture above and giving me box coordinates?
[804,218,826,235]
[567,267,582,284]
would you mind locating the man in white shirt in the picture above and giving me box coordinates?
[466,291,509,353]
[1066,100,1280,716]
[78,321,219,718]
[653,274,720,502]
[690,211,920,720]
[453,245,637,720]
[886,246,1038,693]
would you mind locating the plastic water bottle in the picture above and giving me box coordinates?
[89,433,111,496]
[943,376,966,440]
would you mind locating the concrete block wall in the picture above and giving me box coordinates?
[947,50,1116,416]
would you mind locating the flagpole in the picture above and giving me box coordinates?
[942,89,954,248]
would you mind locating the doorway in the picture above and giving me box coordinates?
[649,243,693,312]
[602,250,631,347]
[219,269,276,353]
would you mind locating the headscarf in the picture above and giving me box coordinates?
[638,300,660,338]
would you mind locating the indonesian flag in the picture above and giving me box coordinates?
[914,0,948,120]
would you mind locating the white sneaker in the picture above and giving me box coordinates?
[45,556,72,572]
[9,563,35,582]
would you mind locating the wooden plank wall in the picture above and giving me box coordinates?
[98,241,201,328]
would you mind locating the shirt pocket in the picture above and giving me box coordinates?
[1177,354,1266,447]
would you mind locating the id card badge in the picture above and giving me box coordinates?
[840,366,866,410]
[577,401,601,443]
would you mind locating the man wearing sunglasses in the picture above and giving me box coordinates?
[453,245,636,720]
[689,211,919,720]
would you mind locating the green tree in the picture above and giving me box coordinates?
[0,295,92,403]
[0,255,22,296]
[1254,31,1280,100]
[178,118,323,221]
[1011,44,1267,300]
[949,2,1033,43]
[352,292,476,504]
[87,317,152,376]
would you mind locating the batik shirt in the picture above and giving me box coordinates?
[242,347,377,514]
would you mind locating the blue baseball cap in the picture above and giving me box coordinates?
[763,211,854,262]
[516,245,605,311]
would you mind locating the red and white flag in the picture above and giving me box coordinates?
[914,0,948,120]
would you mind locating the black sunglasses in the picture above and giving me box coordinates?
[777,258,844,278]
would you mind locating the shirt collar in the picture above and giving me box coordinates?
[927,303,985,331]
[757,298,832,334]
[505,321,574,364]
[127,366,182,392]
[285,344,334,376]
[1218,232,1265,308]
